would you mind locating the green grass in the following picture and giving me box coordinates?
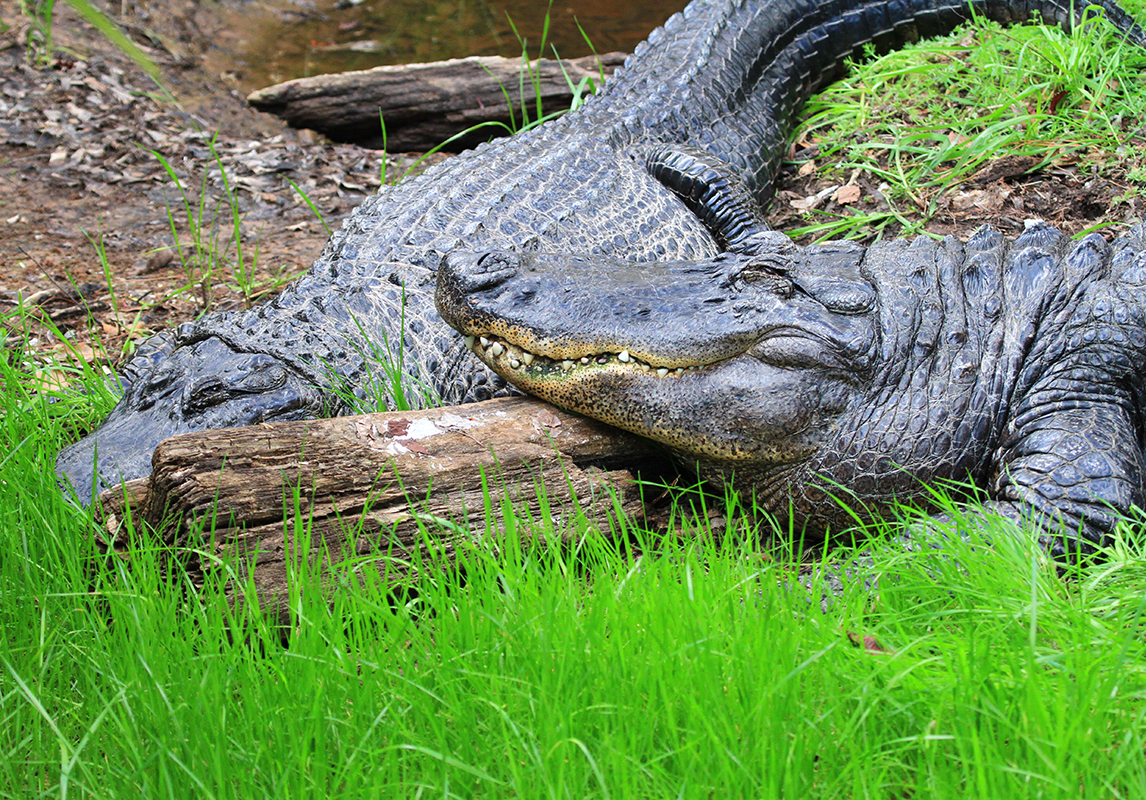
[5,351,1146,796]
[785,9,1146,241]
[6,311,1146,796]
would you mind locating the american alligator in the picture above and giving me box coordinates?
[57,0,1146,557]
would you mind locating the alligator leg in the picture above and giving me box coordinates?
[985,404,1145,558]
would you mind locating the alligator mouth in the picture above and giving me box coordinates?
[463,333,709,378]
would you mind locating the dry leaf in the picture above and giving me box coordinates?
[846,629,895,655]
[797,160,817,177]
[33,368,70,393]
[833,184,862,204]
[789,185,839,211]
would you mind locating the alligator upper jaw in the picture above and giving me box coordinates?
[436,248,874,372]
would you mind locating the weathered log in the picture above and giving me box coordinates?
[96,397,671,620]
[247,52,627,151]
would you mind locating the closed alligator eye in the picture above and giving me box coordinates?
[183,365,289,414]
[184,377,231,413]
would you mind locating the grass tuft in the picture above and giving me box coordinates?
[785,12,1146,242]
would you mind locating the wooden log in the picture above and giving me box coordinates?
[97,397,671,621]
[247,52,627,152]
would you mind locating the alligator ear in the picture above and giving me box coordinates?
[991,402,1145,561]
[790,241,875,316]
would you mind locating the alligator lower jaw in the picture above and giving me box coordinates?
[464,333,707,378]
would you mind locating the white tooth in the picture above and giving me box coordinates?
[640,363,649,371]
[656,367,668,377]
[618,350,631,363]
[490,343,505,357]
[480,336,490,348]
[562,360,574,370]
[522,352,534,365]
[675,368,683,375]
[510,358,521,368]
[463,335,476,349]
[580,357,590,365]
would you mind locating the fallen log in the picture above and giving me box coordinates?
[247,52,627,152]
[96,397,671,620]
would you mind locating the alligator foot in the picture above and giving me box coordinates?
[56,336,327,506]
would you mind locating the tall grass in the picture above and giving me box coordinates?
[4,329,1146,796]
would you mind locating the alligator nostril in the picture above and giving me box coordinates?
[441,250,522,293]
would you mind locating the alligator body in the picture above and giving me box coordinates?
[56,0,1146,556]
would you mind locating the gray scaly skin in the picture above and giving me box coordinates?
[438,224,1146,560]
[57,0,1146,557]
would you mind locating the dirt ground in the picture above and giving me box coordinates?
[1,0,1142,375]
[0,0,447,372]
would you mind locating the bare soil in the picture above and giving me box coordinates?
[1,0,1141,377]
[0,0,445,372]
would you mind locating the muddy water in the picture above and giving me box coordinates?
[227,0,687,91]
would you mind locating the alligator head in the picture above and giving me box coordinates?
[55,335,328,506]
[436,235,886,503]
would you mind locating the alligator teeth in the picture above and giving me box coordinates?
[470,333,696,378]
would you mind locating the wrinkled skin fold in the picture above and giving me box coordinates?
[56,0,1146,561]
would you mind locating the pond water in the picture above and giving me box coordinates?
[228,0,688,92]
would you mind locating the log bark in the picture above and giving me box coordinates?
[247,52,627,152]
[97,397,671,621]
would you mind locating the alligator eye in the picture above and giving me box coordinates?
[476,252,521,270]
[743,266,795,297]
[182,364,289,414]
[184,377,231,414]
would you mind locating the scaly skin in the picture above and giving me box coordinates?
[57,0,1146,546]
[438,224,1146,559]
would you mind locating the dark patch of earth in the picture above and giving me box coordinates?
[1,0,1141,383]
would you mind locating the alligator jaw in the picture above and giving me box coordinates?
[437,248,878,462]
[464,332,707,377]
[435,249,782,370]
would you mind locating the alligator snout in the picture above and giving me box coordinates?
[439,251,524,295]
